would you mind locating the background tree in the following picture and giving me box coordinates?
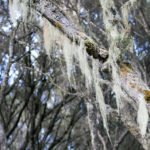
[0,0,150,149]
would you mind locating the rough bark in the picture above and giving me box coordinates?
[36,0,108,61]
[0,123,6,150]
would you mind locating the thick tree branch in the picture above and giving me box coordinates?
[36,0,108,61]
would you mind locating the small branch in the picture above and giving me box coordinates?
[113,129,128,150]
[0,30,15,103]
[0,30,16,131]
[98,131,107,150]
[139,8,150,35]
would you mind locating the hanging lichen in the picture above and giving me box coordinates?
[11,0,148,140]
[137,94,149,137]
[9,0,20,25]
[43,19,93,87]
[9,0,44,25]
[43,19,62,55]
[92,59,110,138]
[9,0,29,25]
[42,16,112,137]
[99,0,148,138]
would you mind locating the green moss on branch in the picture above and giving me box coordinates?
[84,40,108,61]
[143,90,150,103]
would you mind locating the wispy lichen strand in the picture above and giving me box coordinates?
[137,94,149,137]
[92,59,110,138]
[9,0,43,25]
[43,19,111,137]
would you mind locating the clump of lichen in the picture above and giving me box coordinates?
[55,21,63,29]
[84,40,99,58]
[143,90,150,103]
[84,41,96,52]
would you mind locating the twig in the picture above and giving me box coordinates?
[98,131,107,150]
[113,129,128,150]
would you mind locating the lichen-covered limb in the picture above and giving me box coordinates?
[119,65,150,149]
[118,94,150,150]
[36,0,108,61]
[99,0,150,149]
